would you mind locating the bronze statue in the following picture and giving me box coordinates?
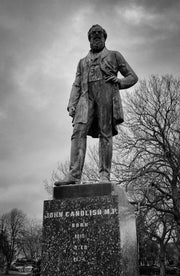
[56,24,138,185]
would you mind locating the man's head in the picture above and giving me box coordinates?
[88,24,107,53]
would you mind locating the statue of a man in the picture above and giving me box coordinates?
[56,24,138,185]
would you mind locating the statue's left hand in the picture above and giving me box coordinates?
[105,75,121,88]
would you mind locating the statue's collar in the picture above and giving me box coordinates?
[86,47,109,61]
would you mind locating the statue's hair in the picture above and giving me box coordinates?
[88,24,107,41]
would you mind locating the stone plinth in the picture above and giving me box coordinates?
[41,183,139,276]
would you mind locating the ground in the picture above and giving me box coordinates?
[0,272,31,276]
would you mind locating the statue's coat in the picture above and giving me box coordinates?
[68,47,138,138]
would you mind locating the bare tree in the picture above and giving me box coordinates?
[112,74,180,272]
[0,209,26,274]
[137,205,176,276]
[113,75,180,221]
[19,219,42,261]
[0,230,9,272]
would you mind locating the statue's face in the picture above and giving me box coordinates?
[89,26,105,53]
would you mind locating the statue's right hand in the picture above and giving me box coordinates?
[68,107,76,117]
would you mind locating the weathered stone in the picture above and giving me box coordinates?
[59,24,138,184]
[53,183,112,199]
[41,183,139,276]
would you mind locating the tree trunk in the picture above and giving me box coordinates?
[176,225,180,276]
[4,257,10,275]
[5,265,9,275]
[159,244,166,276]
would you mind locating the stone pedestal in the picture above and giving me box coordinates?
[41,183,139,276]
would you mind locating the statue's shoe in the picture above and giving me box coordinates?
[54,174,80,186]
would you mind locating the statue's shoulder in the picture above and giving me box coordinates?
[103,49,123,60]
[80,55,87,61]
[108,49,122,56]
[77,57,86,64]
[107,49,116,53]
[107,50,125,64]
[76,56,88,69]
[79,53,90,63]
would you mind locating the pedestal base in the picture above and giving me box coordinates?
[41,183,139,276]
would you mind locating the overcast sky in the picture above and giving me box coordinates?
[0,0,180,220]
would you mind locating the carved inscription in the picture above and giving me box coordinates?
[44,207,118,219]
[44,206,118,263]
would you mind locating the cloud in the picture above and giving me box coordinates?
[0,181,47,218]
[0,0,180,219]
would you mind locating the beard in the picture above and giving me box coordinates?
[90,38,105,53]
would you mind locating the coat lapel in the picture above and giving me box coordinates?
[100,47,109,60]
[85,47,109,62]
